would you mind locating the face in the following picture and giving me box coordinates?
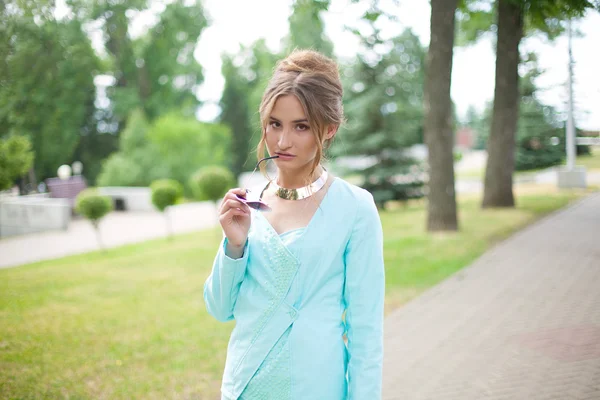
[265,94,319,171]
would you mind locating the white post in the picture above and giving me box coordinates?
[565,18,576,171]
[557,18,586,189]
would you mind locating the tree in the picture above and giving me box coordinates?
[148,113,231,196]
[75,188,113,250]
[220,55,254,177]
[424,0,459,231]
[0,9,100,183]
[219,40,281,175]
[464,52,575,171]
[336,21,426,209]
[457,0,598,207]
[0,136,35,191]
[134,0,208,119]
[69,0,207,121]
[482,0,523,207]
[285,0,334,57]
[515,53,564,171]
[150,179,183,239]
[97,109,166,188]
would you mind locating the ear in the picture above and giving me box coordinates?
[324,124,338,141]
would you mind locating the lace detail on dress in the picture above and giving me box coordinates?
[239,326,292,399]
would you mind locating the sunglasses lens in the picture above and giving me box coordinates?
[236,194,271,212]
[248,201,271,212]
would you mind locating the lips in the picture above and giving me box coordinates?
[276,152,295,157]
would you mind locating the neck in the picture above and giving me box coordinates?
[276,164,324,189]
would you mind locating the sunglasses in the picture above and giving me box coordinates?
[235,155,280,212]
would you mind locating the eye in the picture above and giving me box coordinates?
[296,124,309,131]
[269,121,281,129]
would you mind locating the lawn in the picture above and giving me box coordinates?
[455,149,600,180]
[0,185,595,399]
[578,149,600,170]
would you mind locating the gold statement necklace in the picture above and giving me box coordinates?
[261,168,329,201]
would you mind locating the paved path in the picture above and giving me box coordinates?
[383,192,600,399]
[0,202,218,269]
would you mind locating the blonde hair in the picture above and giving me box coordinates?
[257,49,345,186]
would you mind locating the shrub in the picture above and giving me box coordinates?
[189,166,235,203]
[150,179,183,212]
[0,135,34,191]
[75,188,113,250]
[150,179,183,239]
[75,188,113,224]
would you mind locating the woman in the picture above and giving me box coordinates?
[204,49,385,400]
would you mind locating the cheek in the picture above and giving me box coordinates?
[264,127,276,146]
[300,133,319,156]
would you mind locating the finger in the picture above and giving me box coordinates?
[227,188,247,198]
[220,199,248,214]
[219,195,242,211]
[220,207,249,222]
[220,191,245,209]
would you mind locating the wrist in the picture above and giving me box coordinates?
[225,239,246,259]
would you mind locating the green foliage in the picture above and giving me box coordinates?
[456,0,496,46]
[97,153,144,187]
[189,166,235,202]
[98,109,229,193]
[220,55,254,177]
[457,0,599,45]
[0,135,35,191]
[515,100,564,170]
[97,109,166,187]
[470,53,581,171]
[148,113,231,194]
[150,179,183,212]
[219,40,283,175]
[513,52,564,170]
[285,0,334,57]
[454,150,464,162]
[335,25,426,207]
[75,188,113,225]
[69,0,207,122]
[134,0,208,119]
[0,10,100,182]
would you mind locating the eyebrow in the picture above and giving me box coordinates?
[269,116,309,123]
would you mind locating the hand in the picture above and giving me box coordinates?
[219,188,251,250]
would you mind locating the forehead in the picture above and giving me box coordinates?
[270,95,306,120]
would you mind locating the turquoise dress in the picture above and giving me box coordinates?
[204,177,385,399]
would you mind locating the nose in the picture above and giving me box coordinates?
[277,127,292,150]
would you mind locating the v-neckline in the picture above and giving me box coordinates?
[256,177,338,241]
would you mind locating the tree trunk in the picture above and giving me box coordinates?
[424,0,459,232]
[164,210,172,240]
[93,221,105,251]
[482,0,523,208]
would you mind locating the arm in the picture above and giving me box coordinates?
[343,192,385,399]
[203,236,249,322]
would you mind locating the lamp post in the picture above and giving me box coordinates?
[557,18,586,189]
[57,165,72,181]
[72,161,83,176]
[566,19,576,171]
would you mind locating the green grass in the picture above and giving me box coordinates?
[456,149,600,180]
[577,149,600,170]
[0,187,594,399]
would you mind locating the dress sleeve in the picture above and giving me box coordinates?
[343,192,385,399]
[203,237,249,322]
